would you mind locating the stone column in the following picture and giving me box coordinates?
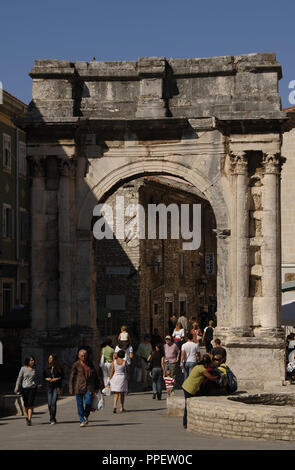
[230,152,251,334]
[30,156,47,329]
[261,153,282,329]
[58,157,76,328]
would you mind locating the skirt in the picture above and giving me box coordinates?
[22,387,37,408]
[110,374,128,394]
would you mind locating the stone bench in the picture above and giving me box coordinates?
[167,391,295,441]
[166,394,185,416]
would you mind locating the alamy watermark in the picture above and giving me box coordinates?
[93,196,201,250]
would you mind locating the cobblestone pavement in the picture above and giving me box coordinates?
[1,390,295,451]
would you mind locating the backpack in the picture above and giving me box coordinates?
[216,364,238,394]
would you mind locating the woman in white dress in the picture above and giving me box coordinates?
[109,349,128,413]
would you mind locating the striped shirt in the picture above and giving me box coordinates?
[164,376,175,390]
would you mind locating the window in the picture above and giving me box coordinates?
[179,300,187,315]
[2,281,14,315]
[19,142,27,176]
[20,209,29,241]
[3,134,12,171]
[20,282,28,305]
[2,204,14,238]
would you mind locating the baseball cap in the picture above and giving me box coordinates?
[165,335,171,340]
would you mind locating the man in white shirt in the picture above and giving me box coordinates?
[180,334,201,380]
[178,313,188,332]
[114,344,133,365]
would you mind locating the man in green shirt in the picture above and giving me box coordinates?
[99,338,115,387]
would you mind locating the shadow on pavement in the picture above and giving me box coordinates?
[94,423,142,427]
[124,408,165,412]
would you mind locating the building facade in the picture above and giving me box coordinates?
[0,90,29,317]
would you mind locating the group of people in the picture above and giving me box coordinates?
[14,315,228,428]
[14,354,64,426]
[182,352,230,428]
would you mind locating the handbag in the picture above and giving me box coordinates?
[91,390,105,412]
[102,379,111,396]
[99,351,105,368]
[145,360,152,372]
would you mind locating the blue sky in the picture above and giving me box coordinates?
[1,0,294,107]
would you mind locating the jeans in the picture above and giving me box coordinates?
[183,362,197,380]
[205,341,212,353]
[75,389,92,423]
[164,362,178,380]
[151,368,163,397]
[48,387,58,421]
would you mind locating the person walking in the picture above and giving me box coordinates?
[135,334,153,390]
[202,320,215,353]
[211,338,227,362]
[180,334,201,380]
[117,325,131,351]
[151,328,163,350]
[163,369,176,397]
[172,322,185,348]
[69,349,103,427]
[43,354,64,424]
[191,321,202,344]
[14,355,41,426]
[168,313,178,336]
[110,349,128,413]
[178,312,188,333]
[163,335,180,383]
[114,339,134,381]
[147,343,164,400]
[99,338,115,387]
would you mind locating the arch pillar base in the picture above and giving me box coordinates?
[213,328,286,390]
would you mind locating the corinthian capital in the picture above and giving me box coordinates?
[229,151,248,175]
[28,155,46,177]
[58,156,77,177]
[262,153,283,175]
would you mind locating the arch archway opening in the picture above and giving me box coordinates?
[91,173,218,342]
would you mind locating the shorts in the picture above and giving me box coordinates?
[22,387,37,408]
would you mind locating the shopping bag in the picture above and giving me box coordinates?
[102,380,111,396]
[91,391,104,412]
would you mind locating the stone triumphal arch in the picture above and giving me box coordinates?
[19,54,287,388]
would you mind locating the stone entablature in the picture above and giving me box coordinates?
[27,54,284,121]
